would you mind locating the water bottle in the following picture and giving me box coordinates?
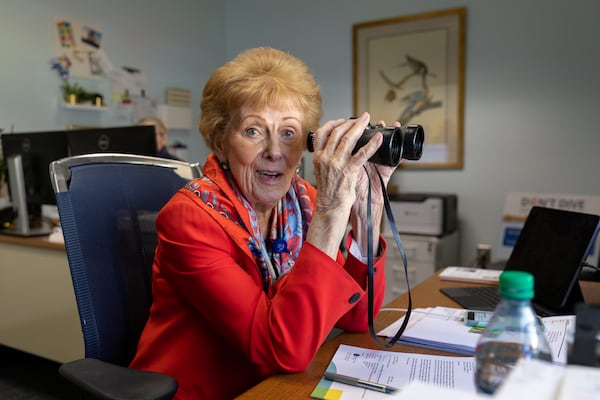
[474,270,552,394]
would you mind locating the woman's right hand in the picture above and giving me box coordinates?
[306,112,383,258]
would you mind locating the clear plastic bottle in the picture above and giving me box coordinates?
[474,270,552,394]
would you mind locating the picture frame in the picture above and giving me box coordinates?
[353,7,466,169]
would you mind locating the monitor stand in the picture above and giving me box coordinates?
[1,154,52,237]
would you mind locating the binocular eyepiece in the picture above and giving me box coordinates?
[306,122,424,167]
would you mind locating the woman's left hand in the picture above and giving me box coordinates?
[356,120,401,203]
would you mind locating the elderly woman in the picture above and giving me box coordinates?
[130,47,399,399]
[137,115,182,160]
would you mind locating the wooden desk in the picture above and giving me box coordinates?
[0,233,83,362]
[0,231,65,251]
[236,273,600,399]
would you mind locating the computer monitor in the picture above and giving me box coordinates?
[1,130,69,235]
[67,125,157,157]
[0,125,158,236]
[1,130,69,207]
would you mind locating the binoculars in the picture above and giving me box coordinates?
[307,122,424,166]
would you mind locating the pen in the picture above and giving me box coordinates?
[323,371,398,394]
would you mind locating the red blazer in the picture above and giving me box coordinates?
[130,156,387,399]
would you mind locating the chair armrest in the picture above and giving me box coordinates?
[59,358,177,400]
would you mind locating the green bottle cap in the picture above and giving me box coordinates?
[499,270,534,300]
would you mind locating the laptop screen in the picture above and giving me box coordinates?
[504,206,600,311]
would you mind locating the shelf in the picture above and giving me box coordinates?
[61,101,108,112]
[157,104,193,130]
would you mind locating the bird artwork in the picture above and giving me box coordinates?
[379,54,442,125]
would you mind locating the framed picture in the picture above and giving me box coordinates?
[353,7,466,169]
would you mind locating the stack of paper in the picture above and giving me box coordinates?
[439,266,502,284]
[495,358,600,399]
[378,307,481,355]
[391,382,488,399]
[311,344,476,400]
[352,358,600,400]
[378,307,574,363]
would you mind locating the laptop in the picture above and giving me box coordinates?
[441,206,600,316]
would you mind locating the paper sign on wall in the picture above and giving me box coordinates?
[498,192,600,263]
[54,18,106,80]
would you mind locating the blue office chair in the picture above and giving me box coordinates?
[50,153,202,400]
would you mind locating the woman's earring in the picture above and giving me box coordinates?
[220,161,229,171]
[295,158,304,176]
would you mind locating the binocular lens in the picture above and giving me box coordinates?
[352,124,424,166]
[400,124,424,161]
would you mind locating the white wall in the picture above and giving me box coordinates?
[224,0,600,264]
[0,0,225,164]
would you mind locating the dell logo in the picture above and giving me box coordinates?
[97,134,110,151]
[21,137,32,153]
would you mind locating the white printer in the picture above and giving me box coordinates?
[383,192,458,236]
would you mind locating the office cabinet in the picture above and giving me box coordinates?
[383,231,459,304]
[0,235,83,363]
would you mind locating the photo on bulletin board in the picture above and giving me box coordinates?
[54,18,105,79]
[353,7,466,169]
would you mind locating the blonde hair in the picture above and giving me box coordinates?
[137,116,167,137]
[199,47,322,151]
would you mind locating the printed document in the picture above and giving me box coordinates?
[311,344,476,399]
[495,358,600,400]
[378,307,479,355]
[378,307,574,364]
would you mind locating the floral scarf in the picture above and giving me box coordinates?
[185,166,313,291]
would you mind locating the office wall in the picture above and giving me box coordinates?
[2,0,599,265]
[0,0,224,164]
[225,0,600,264]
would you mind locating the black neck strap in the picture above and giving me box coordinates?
[366,167,412,348]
